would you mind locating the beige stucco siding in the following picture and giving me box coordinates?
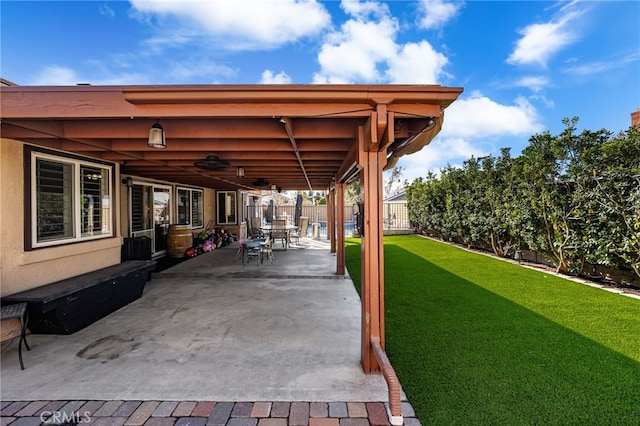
[1,138,239,297]
[0,138,122,296]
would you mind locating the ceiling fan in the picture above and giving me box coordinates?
[193,154,231,171]
[252,178,270,187]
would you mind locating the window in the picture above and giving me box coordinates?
[241,192,248,223]
[131,184,153,232]
[192,190,203,227]
[177,188,190,225]
[31,152,113,248]
[177,187,203,227]
[217,191,237,225]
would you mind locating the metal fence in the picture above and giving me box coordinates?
[245,202,411,238]
[381,202,411,230]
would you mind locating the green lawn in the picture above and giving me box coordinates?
[345,235,640,425]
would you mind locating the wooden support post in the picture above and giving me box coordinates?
[328,188,336,253]
[336,182,345,276]
[358,125,387,372]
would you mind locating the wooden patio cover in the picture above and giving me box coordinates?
[1,84,463,400]
[0,84,461,192]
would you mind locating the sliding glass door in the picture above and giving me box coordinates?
[153,187,171,253]
[130,182,171,257]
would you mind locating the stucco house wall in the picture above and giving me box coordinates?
[0,138,123,296]
[1,138,237,297]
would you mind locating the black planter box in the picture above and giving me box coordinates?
[2,260,156,334]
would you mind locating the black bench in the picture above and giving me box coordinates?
[2,260,156,335]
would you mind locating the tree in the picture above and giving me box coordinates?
[578,127,640,278]
[406,172,445,238]
[479,150,522,257]
[346,180,362,204]
[443,162,477,247]
[406,117,639,279]
[384,166,405,198]
[514,118,597,273]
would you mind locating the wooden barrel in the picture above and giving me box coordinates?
[167,225,192,258]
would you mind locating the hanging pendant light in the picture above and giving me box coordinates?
[148,121,166,149]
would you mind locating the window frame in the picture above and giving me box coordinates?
[216,190,237,225]
[176,187,204,228]
[27,148,114,249]
[191,189,204,228]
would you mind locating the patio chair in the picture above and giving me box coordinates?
[260,239,275,263]
[290,216,309,245]
[1,302,30,370]
[248,217,264,238]
[271,219,288,249]
[245,242,262,265]
[233,238,246,263]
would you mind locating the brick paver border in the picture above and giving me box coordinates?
[0,401,421,426]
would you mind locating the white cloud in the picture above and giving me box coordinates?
[29,66,80,85]
[313,8,398,83]
[260,70,293,84]
[341,0,391,19]
[397,137,487,182]
[129,0,331,50]
[564,61,614,76]
[563,51,640,76]
[395,92,545,181]
[528,93,555,109]
[313,0,449,84]
[168,61,237,82]
[441,92,543,138]
[507,1,585,67]
[417,0,463,30]
[27,64,154,86]
[91,73,156,85]
[385,40,449,84]
[140,31,197,55]
[492,75,555,109]
[99,4,116,18]
[513,75,550,92]
[392,91,545,181]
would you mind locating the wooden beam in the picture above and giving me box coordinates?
[378,111,395,151]
[62,138,354,152]
[335,139,360,184]
[0,120,65,138]
[376,104,388,145]
[281,117,313,192]
[363,112,378,152]
[387,103,442,117]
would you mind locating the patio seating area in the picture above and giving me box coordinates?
[0,239,407,416]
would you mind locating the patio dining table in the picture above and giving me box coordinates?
[260,224,298,250]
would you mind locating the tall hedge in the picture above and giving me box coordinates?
[406,118,640,278]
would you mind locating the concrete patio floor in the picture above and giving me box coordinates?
[1,238,391,403]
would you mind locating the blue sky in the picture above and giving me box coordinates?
[2,0,639,184]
